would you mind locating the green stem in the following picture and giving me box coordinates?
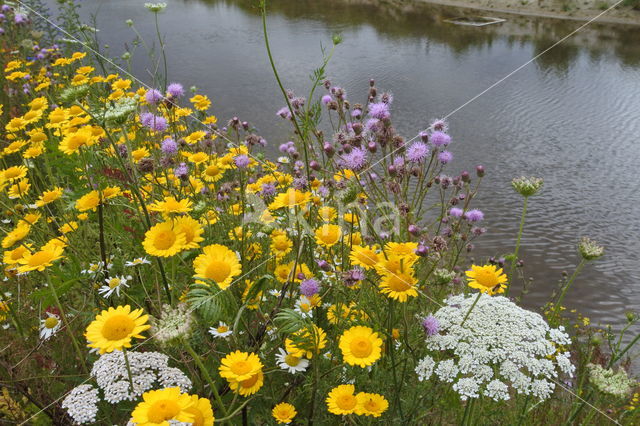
[505,196,528,296]
[183,339,229,418]
[122,347,135,394]
[460,292,482,327]
[517,394,531,425]
[551,259,586,322]
[0,292,25,338]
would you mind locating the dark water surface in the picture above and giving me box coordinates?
[47,0,640,332]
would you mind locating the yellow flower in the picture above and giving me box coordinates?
[315,224,342,248]
[219,351,263,382]
[269,188,311,210]
[172,216,204,249]
[2,223,30,248]
[465,264,508,295]
[355,392,388,417]
[189,95,211,111]
[36,187,64,207]
[285,325,327,359]
[132,147,150,162]
[318,206,336,222]
[5,117,27,132]
[148,196,193,218]
[384,242,419,266]
[274,261,312,283]
[184,395,215,426]
[327,303,351,325]
[272,402,297,424]
[378,270,418,302]
[201,161,225,182]
[184,131,206,145]
[229,370,264,396]
[192,244,241,289]
[130,387,194,426]
[85,305,150,353]
[349,245,379,270]
[7,179,30,199]
[75,190,100,212]
[59,126,96,155]
[17,242,64,273]
[339,326,382,368]
[188,151,209,165]
[3,244,32,265]
[143,221,187,257]
[270,234,293,258]
[1,165,28,182]
[326,384,358,415]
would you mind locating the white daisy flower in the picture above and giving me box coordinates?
[268,289,282,298]
[293,296,314,319]
[275,348,309,374]
[98,275,131,298]
[209,322,233,338]
[125,257,151,267]
[81,261,113,275]
[39,312,61,340]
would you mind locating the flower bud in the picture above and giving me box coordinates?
[476,165,485,177]
[309,160,321,171]
[578,237,604,261]
[461,171,470,183]
[511,176,543,197]
[367,141,377,153]
[323,142,334,157]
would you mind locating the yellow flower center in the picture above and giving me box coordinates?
[108,278,121,289]
[101,315,135,340]
[241,372,260,388]
[205,165,220,176]
[230,360,252,376]
[336,394,357,410]
[205,260,231,284]
[284,354,301,366]
[273,239,289,251]
[44,316,59,329]
[386,274,412,292]
[474,269,499,287]
[148,399,181,423]
[364,398,379,412]
[185,406,204,426]
[217,325,229,333]
[154,230,177,250]
[350,337,373,358]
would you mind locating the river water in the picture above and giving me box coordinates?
[45,0,640,332]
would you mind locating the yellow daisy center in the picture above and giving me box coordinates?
[108,278,121,289]
[474,269,499,287]
[364,398,379,411]
[154,230,177,250]
[217,325,229,333]
[148,400,181,423]
[284,354,301,366]
[387,274,412,292]
[185,406,204,426]
[337,394,357,410]
[206,260,231,283]
[350,337,373,358]
[230,360,252,376]
[44,316,59,329]
[101,314,135,340]
[274,239,289,251]
[241,373,260,388]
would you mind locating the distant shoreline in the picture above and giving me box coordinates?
[399,0,640,26]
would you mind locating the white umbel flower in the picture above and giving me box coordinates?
[417,294,574,402]
[61,384,99,424]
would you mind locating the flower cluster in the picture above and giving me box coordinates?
[587,364,636,398]
[416,294,575,401]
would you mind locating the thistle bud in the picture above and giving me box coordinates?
[476,165,485,177]
[310,160,321,171]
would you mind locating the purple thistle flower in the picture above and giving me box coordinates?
[149,116,167,132]
[393,156,405,169]
[276,107,292,119]
[139,112,153,127]
[145,88,163,104]
[430,119,448,132]
[464,209,484,222]
[407,141,430,163]
[422,315,440,337]
[14,13,27,24]
[279,141,294,153]
[321,94,332,105]
[167,82,184,98]
[365,118,381,132]
[368,102,390,120]
[351,108,362,118]
[431,131,451,147]
[300,278,320,297]
[449,207,463,218]
[161,138,178,156]
[234,154,250,168]
[260,183,276,197]
[438,150,453,164]
[341,147,367,171]
[174,162,189,179]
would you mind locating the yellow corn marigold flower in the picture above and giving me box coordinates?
[465,264,508,295]
[192,244,241,289]
[384,241,419,266]
[17,242,64,273]
[285,325,327,359]
[229,370,264,396]
[75,190,100,212]
[378,269,418,302]
[355,392,389,417]
[2,223,30,248]
[7,179,30,199]
[85,305,150,353]
[5,117,27,133]
[272,402,297,424]
[269,188,312,210]
[326,384,358,415]
[130,387,195,426]
[318,206,336,222]
[3,244,32,265]
[349,245,379,270]
[184,394,215,426]
[172,216,204,250]
[1,166,28,182]
[148,196,193,217]
[21,212,41,225]
[274,261,312,283]
[189,95,211,111]
[339,326,383,368]
[201,161,225,182]
[131,147,150,162]
[143,221,187,257]
[59,126,96,155]
[219,350,263,382]
[270,234,293,258]
[315,224,342,248]
[184,131,206,145]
